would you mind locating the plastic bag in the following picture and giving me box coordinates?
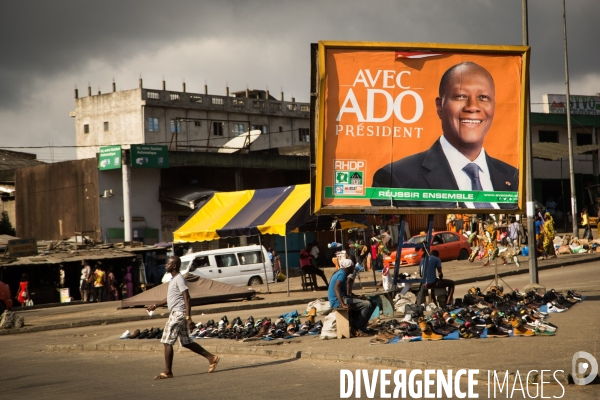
[25,299,34,307]
[320,311,337,340]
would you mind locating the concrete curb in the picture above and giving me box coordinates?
[0,297,318,336]
[44,343,570,385]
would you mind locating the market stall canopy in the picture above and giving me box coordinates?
[293,215,368,232]
[173,184,310,242]
[159,186,216,209]
[532,142,600,161]
[119,277,255,308]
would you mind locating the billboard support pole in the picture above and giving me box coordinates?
[522,0,543,292]
[417,215,435,305]
[392,215,405,289]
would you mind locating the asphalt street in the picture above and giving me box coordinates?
[1,261,599,399]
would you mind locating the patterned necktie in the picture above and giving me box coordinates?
[462,163,493,209]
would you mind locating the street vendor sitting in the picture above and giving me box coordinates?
[328,258,374,337]
[421,249,455,308]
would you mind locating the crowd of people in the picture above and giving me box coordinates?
[79,259,134,302]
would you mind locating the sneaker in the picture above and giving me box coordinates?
[119,330,130,339]
[485,324,509,338]
[308,320,323,334]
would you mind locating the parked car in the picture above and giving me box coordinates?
[162,245,273,286]
[0,280,13,313]
[387,231,471,267]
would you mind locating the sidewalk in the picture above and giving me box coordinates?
[3,250,600,336]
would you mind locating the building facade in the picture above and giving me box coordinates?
[71,83,310,160]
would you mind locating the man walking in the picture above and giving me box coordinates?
[147,256,219,380]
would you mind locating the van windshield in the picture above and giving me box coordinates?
[215,254,238,268]
[238,251,263,265]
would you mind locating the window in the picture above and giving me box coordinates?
[286,103,298,111]
[103,122,109,132]
[539,130,558,143]
[189,256,210,272]
[298,128,309,142]
[442,233,459,243]
[170,93,180,101]
[147,92,159,99]
[194,121,201,127]
[279,126,283,132]
[190,95,202,103]
[232,99,244,106]
[271,103,281,111]
[84,124,89,134]
[215,254,238,268]
[148,117,159,132]
[212,121,223,136]
[211,97,224,105]
[170,119,181,134]
[252,125,267,134]
[432,235,444,245]
[300,105,310,112]
[577,133,593,146]
[233,123,245,135]
[238,251,263,265]
[253,101,264,109]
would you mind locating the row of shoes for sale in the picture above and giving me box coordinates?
[119,327,163,339]
[369,287,582,344]
[188,314,323,340]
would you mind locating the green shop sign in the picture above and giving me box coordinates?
[130,145,169,168]
[98,145,122,170]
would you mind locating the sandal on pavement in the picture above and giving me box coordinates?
[208,356,220,373]
[154,372,173,380]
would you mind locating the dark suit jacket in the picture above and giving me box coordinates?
[370,138,518,209]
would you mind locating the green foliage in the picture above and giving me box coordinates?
[0,211,16,236]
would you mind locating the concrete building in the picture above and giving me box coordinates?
[71,81,310,160]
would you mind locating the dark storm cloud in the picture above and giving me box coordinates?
[0,0,598,158]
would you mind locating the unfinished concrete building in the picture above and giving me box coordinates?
[71,81,310,160]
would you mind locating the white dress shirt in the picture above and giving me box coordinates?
[439,135,499,209]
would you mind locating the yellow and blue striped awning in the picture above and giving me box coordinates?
[173,184,310,242]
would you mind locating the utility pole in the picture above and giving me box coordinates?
[522,0,544,293]
[122,149,132,242]
[563,0,578,239]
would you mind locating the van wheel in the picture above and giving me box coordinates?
[458,249,469,260]
[248,276,263,286]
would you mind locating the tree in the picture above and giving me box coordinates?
[0,211,16,236]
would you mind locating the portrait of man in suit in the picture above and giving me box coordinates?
[371,61,518,209]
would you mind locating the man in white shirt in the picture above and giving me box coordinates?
[147,256,219,380]
[371,61,518,209]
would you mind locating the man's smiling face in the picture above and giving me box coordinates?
[436,64,495,159]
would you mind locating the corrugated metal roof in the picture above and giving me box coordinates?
[532,142,600,161]
[0,150,44,171]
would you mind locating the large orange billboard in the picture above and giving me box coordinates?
[313,41,530,214]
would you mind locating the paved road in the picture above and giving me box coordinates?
[1,262,599,399]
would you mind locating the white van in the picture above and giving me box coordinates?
[162,245,273,286]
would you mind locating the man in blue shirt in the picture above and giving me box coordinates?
[328,258,374,336]
[420,250,455,307]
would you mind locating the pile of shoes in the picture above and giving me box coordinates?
[120,327,164,339]
[369,287,582,343]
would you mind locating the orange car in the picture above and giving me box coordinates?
[0,280,13,313]
[387,231,472,267]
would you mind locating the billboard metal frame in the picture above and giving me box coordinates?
[311,41,530,215]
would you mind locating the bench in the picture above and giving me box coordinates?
[334,308,352,339]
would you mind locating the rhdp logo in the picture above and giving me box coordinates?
[333,160,366,196]
[572,351,598,385]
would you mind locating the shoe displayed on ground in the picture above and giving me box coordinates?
[308,320,323,334]
[418,317,443,341]
[119,330,130,339]
[485,324,509,338]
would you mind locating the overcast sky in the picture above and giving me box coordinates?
[1,0,598,162]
